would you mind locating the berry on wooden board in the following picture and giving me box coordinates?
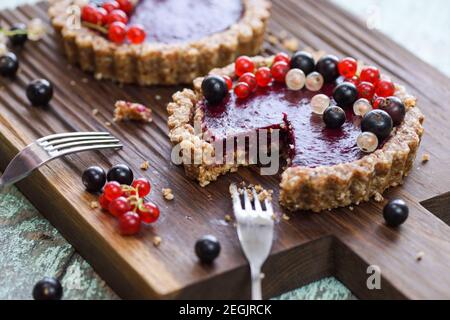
[132,178,151,197]
[104,181,123,201]
[26,79,53,106]
[383,199,409,227]
[107,164,134,185]
[118,211,141,235]
[138,202,160,224]
[82,166,106,193]
[9,23,28,46]
[0,52,19,77]
[195,235,221,264]
[32,277,63,300]
[109,196,132,217]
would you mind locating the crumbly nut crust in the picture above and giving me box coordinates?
[167,55,425,212]
[48,0,271,85]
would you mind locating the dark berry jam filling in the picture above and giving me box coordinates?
[200,82,364,168]
[128,0,243,43]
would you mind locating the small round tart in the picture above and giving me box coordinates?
[167,53,424,212]
[48,0,271,85]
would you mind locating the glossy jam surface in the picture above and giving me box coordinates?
[128,0,243,43]
[201,83,364,168]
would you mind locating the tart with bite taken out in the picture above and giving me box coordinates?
[48,0,271,85]
[167,51,424,212]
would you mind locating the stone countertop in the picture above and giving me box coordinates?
[0,0,448,300]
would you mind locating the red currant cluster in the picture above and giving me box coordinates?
[100,178,160,235]
[337,57,396,103]
[81,0,146,44]
[232,53,290,99]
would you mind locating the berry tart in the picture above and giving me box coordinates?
[167,51,424,212]
[48,0,271,85]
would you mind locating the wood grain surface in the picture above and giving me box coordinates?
[0,0,449,299]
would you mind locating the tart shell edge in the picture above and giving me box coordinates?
[48,0,271,85]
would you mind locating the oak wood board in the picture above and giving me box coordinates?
[0,0,450,299]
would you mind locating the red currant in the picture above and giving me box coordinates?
[102,1,120,13]
[271,61,289,82]
[109,196,131,217]
[117,0,133,15]
[107,9,128,25]
[104,181,123,201]
[223,75,233,91]
[345,76,360,86]
[118,211,141,235]
[255,67,272,87]
[375,79,395,97]
[138,202,160,224]
[360,66,380,85]
[131,178,151,197]
[234,82,251,99]
[373,97,386,109]
[127,25,146,44]
[95,7,108,25]
[273,52,290,65]
[99,194,111,211]
[81,4,100,24]
[239,72,257,92]
[338,57,357,78]
[235,56,254,77]
[357,81,376,101]
[108,21,127,44]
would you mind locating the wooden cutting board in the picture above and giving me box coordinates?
[1,0,450,299]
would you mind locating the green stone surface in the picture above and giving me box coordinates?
[0,0,449,300]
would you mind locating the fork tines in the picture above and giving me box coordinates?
[37,132,122,156]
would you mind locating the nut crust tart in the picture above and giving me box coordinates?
[167,55,424,212]
[48,0,271,85]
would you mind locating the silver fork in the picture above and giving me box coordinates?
[230,183,275,300]
[0,132,122,189]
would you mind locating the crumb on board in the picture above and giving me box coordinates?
[69,80,76,86]
[104,121,112,127]
[162,188,174,200]
[140,161,150,171]
[155,95,162,101]
[82,77,88,83]
[92,108,99,116]
[232,182,274,204]
[90,201,99,209]
[421,153,430,163]
[267,35,278,45]
[416,251,425,261]
[373,192,384,203]
[153,236,162,247]
[224,214,232,223]
[349,206,354,211]
[282,214,291,221]
[113,100,153,123]
[282,37,299,51]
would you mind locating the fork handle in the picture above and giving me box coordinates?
[250,265,262,300]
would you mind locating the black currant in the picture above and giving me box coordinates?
[26,79,53,106]
[107,164,134,185]
[290,51,315,75]
[323,106,346,129]
[0,52,19,77]
[379,96,406,126]
[9,23,28,46]
[82,166,106,193]
[333,82,358,107]
[383,199,409,227]
[195,235,221,264]
[361,110,393,141]
[316,54,339,83]
[201,75,228,105]
[32,277,63,300]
